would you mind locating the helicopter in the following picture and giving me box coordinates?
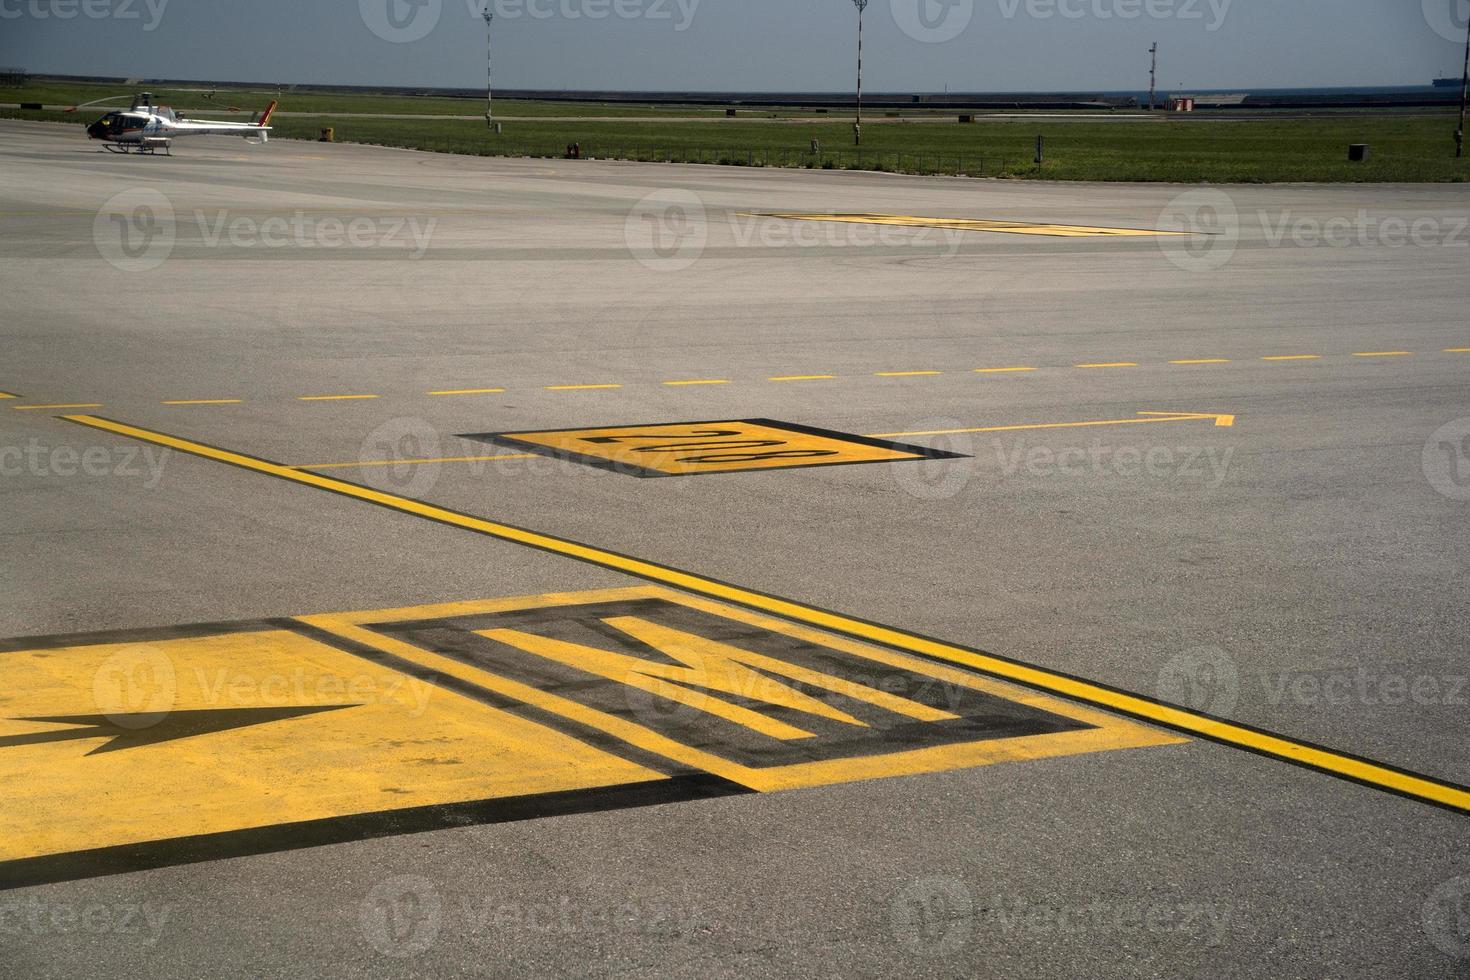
[84,93,277,155]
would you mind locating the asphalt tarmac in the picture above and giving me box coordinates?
[2,119,1469,978]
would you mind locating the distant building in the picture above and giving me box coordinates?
[0,67,27,87]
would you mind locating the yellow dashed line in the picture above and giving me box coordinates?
[298,394,380,401]
[294,454,536,470]
[662,379,730,386]
[14,403,103,411]
[1076,362,1138,369]
[1170,359,1231,365]
[875,371,942,378]
[429,388,505,396]
[974,367,1036,374]
[1351,351,1413,357]
[1262,355,1321,362]
[769,375,836,382]
[1446,348,1470,353]
[546,384,623,391]
[163,399,244,406]
[0,391,17,399]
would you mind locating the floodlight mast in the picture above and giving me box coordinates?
[484,4,495,130]
[1458,14,1469,158]
[853,0,868,146]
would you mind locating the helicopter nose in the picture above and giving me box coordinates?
[87,122,103,139]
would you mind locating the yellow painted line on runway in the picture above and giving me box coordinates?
[293,453,535,470]
[875,371,942,378]
[1262,355,1321,362]
[546,384,623,391]
[1446,348,1470,353]
[13,404,103,411]
[1171,359,1231,365]
[769,375,836,382]
[974,367,1036,374]
[429,388,505,396]
[298,394,380,401]
[60,413,1470,817]
[1075,362,1138,369]
[748,213,1191,238]
[163,399,243,406]
[0,391,17,399]
[1351,351,1413,358]
[868,410,1235,439]
[663,379,731,386]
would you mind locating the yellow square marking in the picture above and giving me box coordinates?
[748,212,1190,238]
[0,628,658,865]
[467,419,965,477]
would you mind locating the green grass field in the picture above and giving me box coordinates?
[5,81,1467,183]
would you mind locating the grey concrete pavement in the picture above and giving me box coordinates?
[2,119,1469,977]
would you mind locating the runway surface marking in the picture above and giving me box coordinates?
[0,586,1177,887]
[463,419,967,477]
[745,213,1192,238]
[6,348,1464,413]
[57,414,1470,817]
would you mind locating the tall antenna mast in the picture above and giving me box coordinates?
[1148,42,1158,111]
[484,4,495,130]
[853,0,868,146]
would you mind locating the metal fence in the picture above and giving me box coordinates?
[496,144,1032,177]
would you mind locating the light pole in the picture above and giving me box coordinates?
[1458,13,1469,158]
[853,0,868,146]
[483,4,495,131]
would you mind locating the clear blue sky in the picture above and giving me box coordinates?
[0,0,1464,92]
